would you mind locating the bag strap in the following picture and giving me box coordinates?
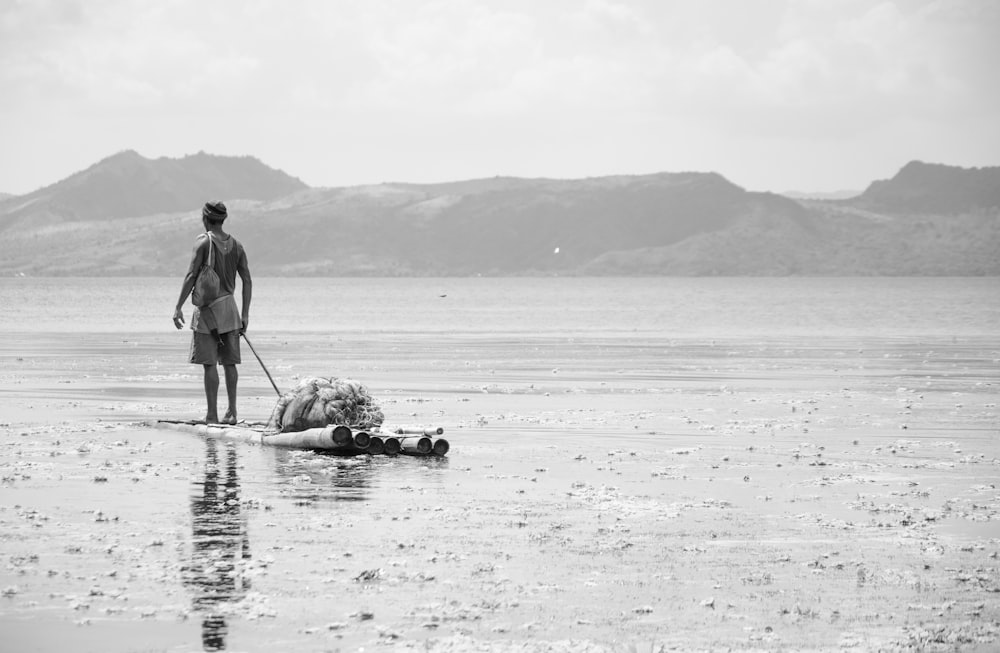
[204,232,215,268]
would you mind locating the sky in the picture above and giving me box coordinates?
[1,0,997,195]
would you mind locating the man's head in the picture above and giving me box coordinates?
[202,201,228,226]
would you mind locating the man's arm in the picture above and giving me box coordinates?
[173,238,207,329]
[237,248,252,333]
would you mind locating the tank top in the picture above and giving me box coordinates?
[203,233,244,295]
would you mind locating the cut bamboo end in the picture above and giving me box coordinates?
[382,436,401,455]
[400,436,432,455]
[331,425,353,446]
[431,438,450,456]
[367,436,385,455]
[353,430,372,449]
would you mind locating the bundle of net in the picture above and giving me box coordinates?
[266,376,385,433]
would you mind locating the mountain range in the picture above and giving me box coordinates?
[0,151,997,276]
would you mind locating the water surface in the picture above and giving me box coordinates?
[1,277,998,652]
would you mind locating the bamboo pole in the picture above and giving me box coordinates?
[154,420,342,450]
[152,421,448,456]
[352,430,372,450]
[382,436,401,456]
[331,424,353,446]
[431,438,450,456]
[266,428,336,449]
[400,436,432,455]
[366,436,385,455]
[395,427,444,436]
[154,420,263,444]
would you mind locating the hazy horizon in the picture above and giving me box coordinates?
[2,0,998,196]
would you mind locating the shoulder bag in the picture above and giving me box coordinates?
[191,233,221,307]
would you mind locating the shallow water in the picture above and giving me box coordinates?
[1,277,999,652]
[1,276,997,336]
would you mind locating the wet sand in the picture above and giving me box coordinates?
[1,330,998,652]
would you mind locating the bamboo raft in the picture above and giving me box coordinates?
[152,420,449,456]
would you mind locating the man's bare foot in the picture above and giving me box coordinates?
[223,410,237,425]
[204,414,219,424]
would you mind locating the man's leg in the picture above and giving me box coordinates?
[223,364,238,423]
[203,364,220,423]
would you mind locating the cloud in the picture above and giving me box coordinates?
[0,0,997,193]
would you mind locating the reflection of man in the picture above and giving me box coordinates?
[173,201,252,425]
[181,439,251,652]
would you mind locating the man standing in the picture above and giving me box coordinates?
[173,201,252,425]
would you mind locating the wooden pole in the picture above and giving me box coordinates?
[241,334,281,396]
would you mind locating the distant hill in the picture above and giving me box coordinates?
[0,156,996,276]
[236,172,757,276]
[781,189,860,200]
[850,161,1000,214]
[0,150,307,229]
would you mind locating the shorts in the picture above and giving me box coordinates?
[189,330,242,365]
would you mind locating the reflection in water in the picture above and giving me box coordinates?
[269,448,450,505]
[271,448,374,503]
[182,439,251,651]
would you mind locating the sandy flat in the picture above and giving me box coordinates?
[1,330,998,652]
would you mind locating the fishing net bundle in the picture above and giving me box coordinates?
[266,376,384,433]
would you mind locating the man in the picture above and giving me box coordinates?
[173,201,252,425]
